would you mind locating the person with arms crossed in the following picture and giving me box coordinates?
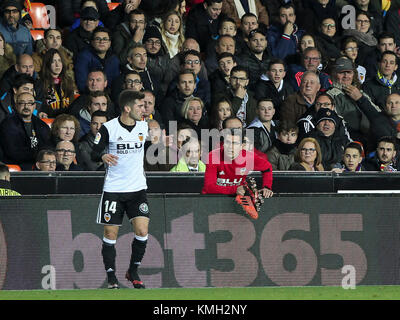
[91,90,149,289]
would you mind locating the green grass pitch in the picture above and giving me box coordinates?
[1,286,400,300]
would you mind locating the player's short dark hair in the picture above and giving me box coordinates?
[118,89,145,109]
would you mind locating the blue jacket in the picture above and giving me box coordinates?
[74,47,120,93]
[0,20,33,56]
[267,24,304,60]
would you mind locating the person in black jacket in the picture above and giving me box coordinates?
[0,92,51,170]
[364,135,400,171]
[185,0,224,53]
[104,0,141,30]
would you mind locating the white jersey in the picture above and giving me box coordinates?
[102,118,148,193]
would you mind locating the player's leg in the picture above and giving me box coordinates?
[125,191,150,289]
[97,192,124,289]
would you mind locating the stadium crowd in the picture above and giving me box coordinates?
[0,0,399,173]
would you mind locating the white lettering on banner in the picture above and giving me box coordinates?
[341,5,356,30]
[41,265,56,290]
[342,265,356,289]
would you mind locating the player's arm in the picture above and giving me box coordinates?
[253,152,274,198]
[91,125,118,166]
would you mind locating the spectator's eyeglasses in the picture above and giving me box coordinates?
[4,9,19,14]
[125,79,142,85]
[322,23,336,29]
[39,160,57,166]
[93,37,110,42]
[17,102,35,107]
[345,47,358,52]
[301,148,316,153]
[146,40,161,46]
[185,60,200,65]
[56,149,76,154]
[356,19,370,24]
[231,76,248,82]
[304,57,320,62]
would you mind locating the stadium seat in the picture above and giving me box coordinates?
[6,164,21,172]
[28,2,50,29]
[41,118,54,127]
[107,3,120,11]
[30,29,44,40]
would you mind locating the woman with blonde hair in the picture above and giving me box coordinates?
[179,96,209,141]
[50,113,81,147]
[289,137,324,171]
[160,11,185,58]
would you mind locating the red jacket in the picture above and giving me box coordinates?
[201,147,273,195]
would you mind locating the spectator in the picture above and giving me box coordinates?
[78,90,110,137]
[289,137,325,171]
[143,90,163,127]
[55,140,83,171]
[363,50,400,110]
[306,108,351,169]
[315,17,341,64]
[0,73,35,124]
[35,149,57,172]
[342,11,377,66]
[74,26,120,93]
[77,110,108,171]
[170,138,206,172]
[32,28,74,81]
[332,141,365,172]
[267,121,299,171]
[0,162,20,195]
[69,0,108,31]
[247,98,278,153]
[179,96,209,140]
[0,92,51,170]
[209,96,233,130]
[0,30,16,80]
[363,31,398,82]
[285,32,323,68]
[64,6,101,58]
[364,136,399,171]
[0,0,33,56]
[112,9,147,64]
[340,36,367,84]
[40,49,78,118]
[209,52,237,105]
[214,65,258,127]
[351,0,383,36]
[237,29,270,90]
[287,47,332,92]
[160,10,185,58]
[326,56,380,146]
[254,58,294,117]
[221,0,269,29]
[0,54,45,115]
[267,3,305,60]
[297,0,337,35]
[185,0,224,53]
[280,71,321,126]
[205,17,237,61]
[50,114,81,148]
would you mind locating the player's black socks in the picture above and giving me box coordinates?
[128,235,148,276]
[102,238,116,273]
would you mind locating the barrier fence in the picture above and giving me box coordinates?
[0,193,399,290]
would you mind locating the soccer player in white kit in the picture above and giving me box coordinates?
[92,90,149,289]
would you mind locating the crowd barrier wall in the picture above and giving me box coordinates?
[0,193,399,290]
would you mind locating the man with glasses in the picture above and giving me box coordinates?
[74,26,120,93]
[35,149,57,171]
[0,0,33,56]
[288,47,332,91]
[0,92,51,170]
[55,140,82,171]
[65,7,101,58]
[113,9,147,64]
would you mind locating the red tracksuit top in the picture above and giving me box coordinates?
[201,147,273,195]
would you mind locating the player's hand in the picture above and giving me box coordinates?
[102,154,119,167]
[260,187,273,198]
[236,185,246,196]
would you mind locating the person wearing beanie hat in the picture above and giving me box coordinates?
[0,0,32,56]
[112,9,147,64]
[306,107,351,169]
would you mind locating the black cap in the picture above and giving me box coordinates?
[315,108,339,126]
[81,7,100,20]
[248,29,265,40]
[1,0,22,11]
[143,26,162,43]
